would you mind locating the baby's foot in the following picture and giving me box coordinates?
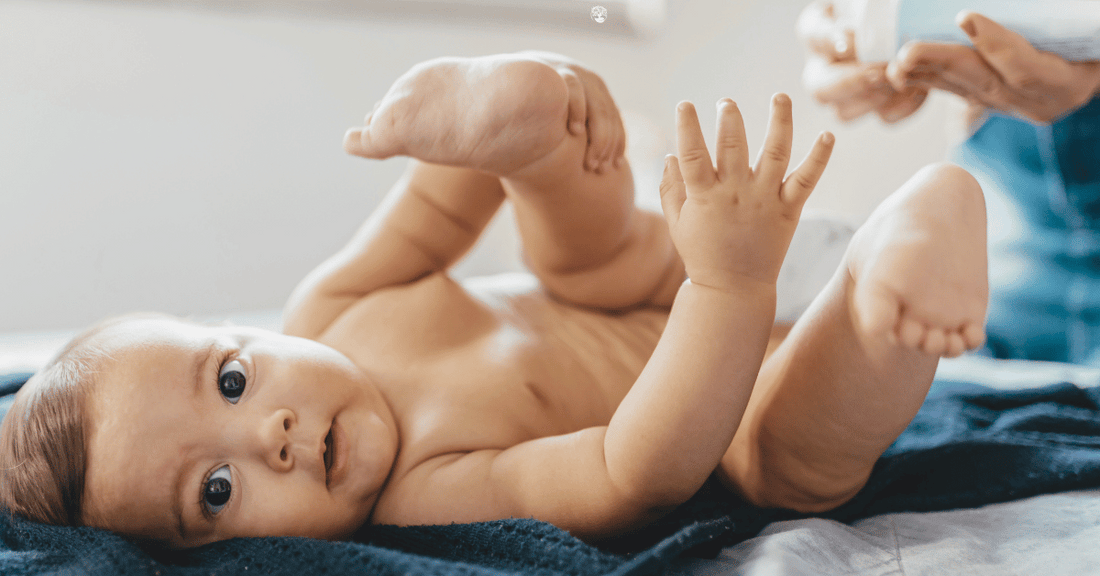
[343,54,570,175]
[846,163,989,357]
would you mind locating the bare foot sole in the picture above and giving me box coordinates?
[343,54,571,176]
[846,162,989,357]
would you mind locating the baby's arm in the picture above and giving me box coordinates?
[378,97,834,538]
[604,95,834,516]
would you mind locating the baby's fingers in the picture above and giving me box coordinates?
[586,103,616,172]
[559,68,587,137]
[781,131,835,206]
[753,94,794,185]
[659,155,686,226]
[714,99,749,183]
[675,101,717,191]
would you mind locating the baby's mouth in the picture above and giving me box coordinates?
[323,423,334,481]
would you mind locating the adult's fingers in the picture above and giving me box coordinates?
[895,43,1023,113]
[675,101,718,191]
[960,11,1099,118]
[888,42,977,88]
[834,94,892,121]
[960,12,1051,94]
[810,61,895,121]
[875,86,929,123]
[805,59,894,110]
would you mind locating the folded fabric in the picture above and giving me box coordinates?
[1,375,1099,576]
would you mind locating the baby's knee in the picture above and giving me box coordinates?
[728,469,866,514]
[919,162,984,201]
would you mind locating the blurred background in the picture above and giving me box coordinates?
[1,0,959,333]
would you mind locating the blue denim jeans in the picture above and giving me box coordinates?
[954,96,1100,364]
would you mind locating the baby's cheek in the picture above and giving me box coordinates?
[245,483,350,539]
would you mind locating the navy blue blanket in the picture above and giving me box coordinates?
[2,372,1100,576]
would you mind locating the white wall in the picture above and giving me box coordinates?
[0,0,957,332]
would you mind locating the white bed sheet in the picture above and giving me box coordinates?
[670,355,1100,576]
[671,489,1100,576]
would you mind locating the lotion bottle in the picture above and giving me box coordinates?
[838,0,1100,62]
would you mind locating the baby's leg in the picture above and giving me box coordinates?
[720,163,988,511]
[345,54,685,309]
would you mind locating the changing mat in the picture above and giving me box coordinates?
[3,370,1100,575]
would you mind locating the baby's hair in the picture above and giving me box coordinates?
[0,312,175,526]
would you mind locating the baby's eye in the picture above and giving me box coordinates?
[203,465,232,515]
[218,360,247,404]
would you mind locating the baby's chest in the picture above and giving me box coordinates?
[398,338,615,456]
[321,274,621,444]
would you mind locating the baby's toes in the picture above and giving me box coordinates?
[920,327,946,356]
[962,322,987,350]
[365,100,382,124]
[944,331,967,358]
[897,317,925,349]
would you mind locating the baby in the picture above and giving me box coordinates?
[0,52,989,549]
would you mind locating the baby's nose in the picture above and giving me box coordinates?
[258,408,296,472]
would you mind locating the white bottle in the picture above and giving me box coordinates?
[840,0,1100,62]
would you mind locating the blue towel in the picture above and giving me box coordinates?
[2,374,1099,575]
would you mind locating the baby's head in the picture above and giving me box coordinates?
[0,313,399,548]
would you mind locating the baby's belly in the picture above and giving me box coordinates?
[490,284,668,412]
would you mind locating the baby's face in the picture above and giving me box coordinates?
[81,317,398,548]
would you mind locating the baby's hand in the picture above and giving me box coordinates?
[659,95,834,291]
[520,50,625,173]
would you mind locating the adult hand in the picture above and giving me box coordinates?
[887,12,1100,124]
[798,0,929,123]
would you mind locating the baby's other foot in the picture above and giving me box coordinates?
[344,54,570,175]
[847,163,988,357]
